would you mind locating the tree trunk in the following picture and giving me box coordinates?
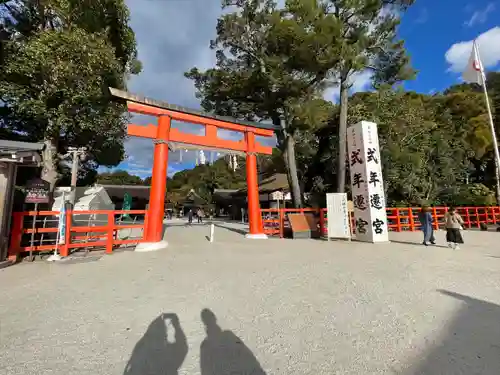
[284,134,303,208]
[41,137,59,191]
[495,158,500,205]
[336,80,349,193]
[273,116,302,208]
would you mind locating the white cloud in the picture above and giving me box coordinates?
[117,0,220,174]
[445,27,500,73]
[414,8,428,24]
[464,3,495,27]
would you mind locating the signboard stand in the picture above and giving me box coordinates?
[347,121,389,243]
[28,203,38,262]
[288,213,312,239]
[326,193,351,240]
[24,178,51,261]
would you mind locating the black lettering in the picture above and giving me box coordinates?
[370,194,383,210]
[350,149,363,166]
[353,173,365,189]
[368,171,380,187]
[356,218,369,234]
[372,218,385,234]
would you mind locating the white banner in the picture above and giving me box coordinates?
[326,193,351,239]
[58,192,66,245]
[347,121,389,243]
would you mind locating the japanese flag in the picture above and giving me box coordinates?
[462,41,486,85]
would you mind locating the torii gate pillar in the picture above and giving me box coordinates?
[245,132,266,238]
[136,115,171,252]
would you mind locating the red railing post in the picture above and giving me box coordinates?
[475,207,480,228]
[8,212,24,262]
[395,208,401,232]
[408,207,415,231]
[59,210,71,257]
[279,209,284,239]
[492,207,497,225]
[106,211,115,254]
[432,207,438,230]
[464,207,471,228]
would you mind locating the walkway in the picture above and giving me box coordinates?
[1,223,500,374]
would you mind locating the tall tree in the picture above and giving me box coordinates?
[329,0,415,192]
[186,0,336,207]
[0,0,140,189]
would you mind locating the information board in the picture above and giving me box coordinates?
[25,178,50,204]
[326,193,351,240]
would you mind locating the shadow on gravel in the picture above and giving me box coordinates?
[213,223,248,236]
[390,240,449,248]
[200,308,267,375]
[124,313,188,375]
[407,290,500,375]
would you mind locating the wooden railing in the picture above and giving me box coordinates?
[261,206,500,238]
[8,210,148,260]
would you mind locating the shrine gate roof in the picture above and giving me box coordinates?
[109,88,279,132]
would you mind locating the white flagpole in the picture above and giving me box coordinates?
[481,78,500,203]
[476,44,500,203]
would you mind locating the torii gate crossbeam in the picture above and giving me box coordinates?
[110,88,277,250]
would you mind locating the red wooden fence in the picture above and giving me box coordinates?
[9,206,500,257]
[261,206,500,238]
[8,210,147,261]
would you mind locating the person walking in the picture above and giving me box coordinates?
[418,205,435,246]
[188,209,193,225]
[197,208,204,224]
[444,206,465,249]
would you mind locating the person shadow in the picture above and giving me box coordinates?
[123,313,188,375]
[200,308,267,375]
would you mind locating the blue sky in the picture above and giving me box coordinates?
[401,0,500,94]
[101,0,500,179]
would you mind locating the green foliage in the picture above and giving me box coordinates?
[445,184,496,207]
[0,0,140,187]
[164,158,248,204]
[186,0,416,204]
[1,29,126,160]
[96,170,143,185]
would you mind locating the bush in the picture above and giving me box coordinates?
[446,183,496,206]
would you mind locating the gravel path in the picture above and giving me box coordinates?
[1,224,500,375]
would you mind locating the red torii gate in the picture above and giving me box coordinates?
[110,88,276,249]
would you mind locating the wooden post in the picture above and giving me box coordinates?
[8,212,24,262]
[319,209,325,238]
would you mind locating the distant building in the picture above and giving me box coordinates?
[212,173,301,220]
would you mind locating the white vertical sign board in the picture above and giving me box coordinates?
[347,121,389,243]
[326,193,351,239]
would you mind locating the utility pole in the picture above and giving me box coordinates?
[64,147,87,205]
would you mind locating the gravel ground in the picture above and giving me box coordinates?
[1,223,500,375]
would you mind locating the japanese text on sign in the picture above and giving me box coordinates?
[347,121,388,243]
